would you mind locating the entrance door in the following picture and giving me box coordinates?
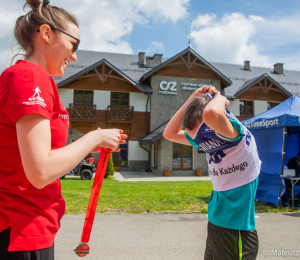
[172,143,192,169]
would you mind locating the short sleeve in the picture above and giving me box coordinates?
[219,118,245,141]
[184,130,200,148]
[3,66,54,123]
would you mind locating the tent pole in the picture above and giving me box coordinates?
[278,126,287,207]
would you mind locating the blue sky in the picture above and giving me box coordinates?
[1,0,300,72]
[130,0,300,69]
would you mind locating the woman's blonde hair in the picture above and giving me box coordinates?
[14,0,79,58]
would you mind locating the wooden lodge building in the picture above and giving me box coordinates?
[53,47,300,176]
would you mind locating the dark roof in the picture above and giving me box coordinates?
[140,47,232,86]
[209,62,300,97]
[53,50,168,94]
[139,120,170,145]
[52,49,300,98]
[234,73,292,97]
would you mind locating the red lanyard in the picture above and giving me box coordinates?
[75,148,111,257]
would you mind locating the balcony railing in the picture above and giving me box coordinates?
[107,105,134,123]
[69,104,96,122]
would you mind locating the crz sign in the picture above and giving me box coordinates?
[159,81,177,95]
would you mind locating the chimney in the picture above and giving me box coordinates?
[244,61,250,70]
[146,54,163,68]
[153,54,163,67]
[138,52,145,67]
[146,56,154,68]
[274,63,284,74]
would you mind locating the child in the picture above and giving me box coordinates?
[163,86,261,260]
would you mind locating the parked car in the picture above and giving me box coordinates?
[60,159,95,180]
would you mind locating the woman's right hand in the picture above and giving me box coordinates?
[92,128,127,153]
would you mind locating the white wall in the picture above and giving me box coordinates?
[130,93,150,112]
[254,101,267,116]
[128,141,148,161]
[58,88,73,108]
[228,99,240,116]
[94,90,110,110]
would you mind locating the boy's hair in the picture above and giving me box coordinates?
[183,97,211,131]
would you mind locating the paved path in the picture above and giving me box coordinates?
[114,171,211,182]
[55,213,300,260]
[65,171,211,182]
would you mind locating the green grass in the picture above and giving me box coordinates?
[61,178,300,214]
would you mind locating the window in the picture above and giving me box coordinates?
[112,141,128,166]
[74,90,93,105]
[267,102,279,110]
[239,100,253,116]
[111,92,129,106]
[172,143,192,169]
[154,142,158,168]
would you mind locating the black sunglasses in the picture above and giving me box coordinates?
[37,27,80,53]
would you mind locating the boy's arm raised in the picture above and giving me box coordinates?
[162,100,193,145]
[163,86,217,145]
[202,95,240,139]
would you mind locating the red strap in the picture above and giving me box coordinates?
[80,148,111,243]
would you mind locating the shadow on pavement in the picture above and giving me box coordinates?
[282,212,300,217]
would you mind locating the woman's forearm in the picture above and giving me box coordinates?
[38,131,101,186]
[17,114,125,189]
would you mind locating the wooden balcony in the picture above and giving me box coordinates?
[107,105,134,123]
[69,104,97,122]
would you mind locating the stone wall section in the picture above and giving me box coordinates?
[150,75,221,130]
[121,161,149,171]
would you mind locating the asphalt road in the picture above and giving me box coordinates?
[55,213,300,260]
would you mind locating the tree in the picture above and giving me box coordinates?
[105,153,114,178]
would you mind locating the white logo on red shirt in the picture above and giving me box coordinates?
[58,113,69,125]
[23,87,46,107]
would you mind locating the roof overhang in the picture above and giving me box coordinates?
[138,120,170,145]
[56,59,148,93]
[140,47,232,87]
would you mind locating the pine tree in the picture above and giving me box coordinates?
[105,153,114,178]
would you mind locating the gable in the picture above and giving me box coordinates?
[235,74,291,102]
[59,60,144,93]
[141,48,231,87]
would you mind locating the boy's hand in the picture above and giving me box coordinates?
[190,85,219,99]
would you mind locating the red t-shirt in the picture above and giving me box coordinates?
[0,60,69,251]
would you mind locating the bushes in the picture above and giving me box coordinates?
[105,153,114,178]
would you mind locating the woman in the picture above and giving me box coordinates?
[0,0,126,259]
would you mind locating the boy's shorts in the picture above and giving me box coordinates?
[204,221,259,260]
